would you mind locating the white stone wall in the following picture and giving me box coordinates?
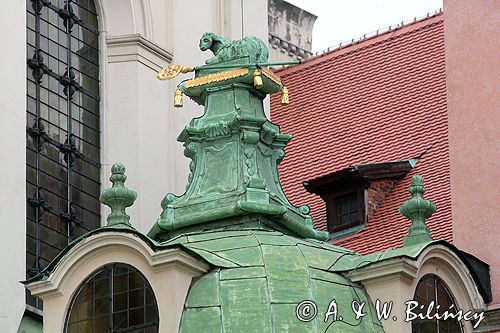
[0,1,27,331]
[0,0,269,330]
[268,0,316,62]
[100,0,269,233]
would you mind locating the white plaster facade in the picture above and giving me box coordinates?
[0,0,268,331]
[350,244,486,333]
[0,1,28,332]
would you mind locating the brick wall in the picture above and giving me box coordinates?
[367,180,398,220]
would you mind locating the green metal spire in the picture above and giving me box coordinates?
[400,175,435,246]
[100,163,137,229]
[149,32,328,241]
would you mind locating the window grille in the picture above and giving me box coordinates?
[412,274,464,333]
[65,264,159,333]
[335,192,360,227]
[26,0,101,310]
[326,189,365,233]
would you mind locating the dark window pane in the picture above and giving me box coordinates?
[339,214,350,225]
[113,293,127,312]
[66,322,77,333]
[349,211,359,221]
[94,276,108,298]
[114,274,128,294]
[145,304,158,324]
[129,289,145,308]
[145,289,155,306]
[95,315,109,332]
[339,203,348,214]
[78,321,92,332]
[66,264,158,333]
[330,191,363,232]
[26,0,101,310]
[95,296,109,314]
[79,282,93,302]
[130,307,145,326]
[129,272,145,290]
[113,311,128,329]
[411,274,463,333]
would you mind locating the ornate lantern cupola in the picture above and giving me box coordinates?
[144,34,386,333]
[149,33,328,242]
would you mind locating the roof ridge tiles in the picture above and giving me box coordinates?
[275,13,444,77]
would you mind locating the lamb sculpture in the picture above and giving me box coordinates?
[199,32,269,65]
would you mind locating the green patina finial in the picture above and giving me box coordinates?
[100,163,137,229]
[400,175,435,246]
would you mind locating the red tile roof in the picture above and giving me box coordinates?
[270,14,452,254]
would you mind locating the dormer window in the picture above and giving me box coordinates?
[304,160,415,237]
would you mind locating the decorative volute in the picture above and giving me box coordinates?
[100,163,137,229]
[149,33,328,241]
[400,175,436,246]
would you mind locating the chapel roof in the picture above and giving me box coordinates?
[170,227,384,332]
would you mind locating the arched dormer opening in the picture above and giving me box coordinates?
[25,231,209,332]
[412,274,464,332]
[65,263,159,332]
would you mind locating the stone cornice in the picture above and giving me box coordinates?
[25,232,209,299]
[344,244,486,310]
[475,308,500,333]
[106,34,173,71]
[345,257,418,285]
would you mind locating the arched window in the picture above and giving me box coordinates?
[66,264,159,333]
[412,274,464,333]
[26,0,101,310]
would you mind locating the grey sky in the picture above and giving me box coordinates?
[286,0,443,53]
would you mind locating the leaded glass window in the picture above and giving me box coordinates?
[26,0,101,310]
[412,274,464,333]
[66,264,160,333]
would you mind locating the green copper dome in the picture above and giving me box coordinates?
[160,220,383,332]
[151,33,384,332]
